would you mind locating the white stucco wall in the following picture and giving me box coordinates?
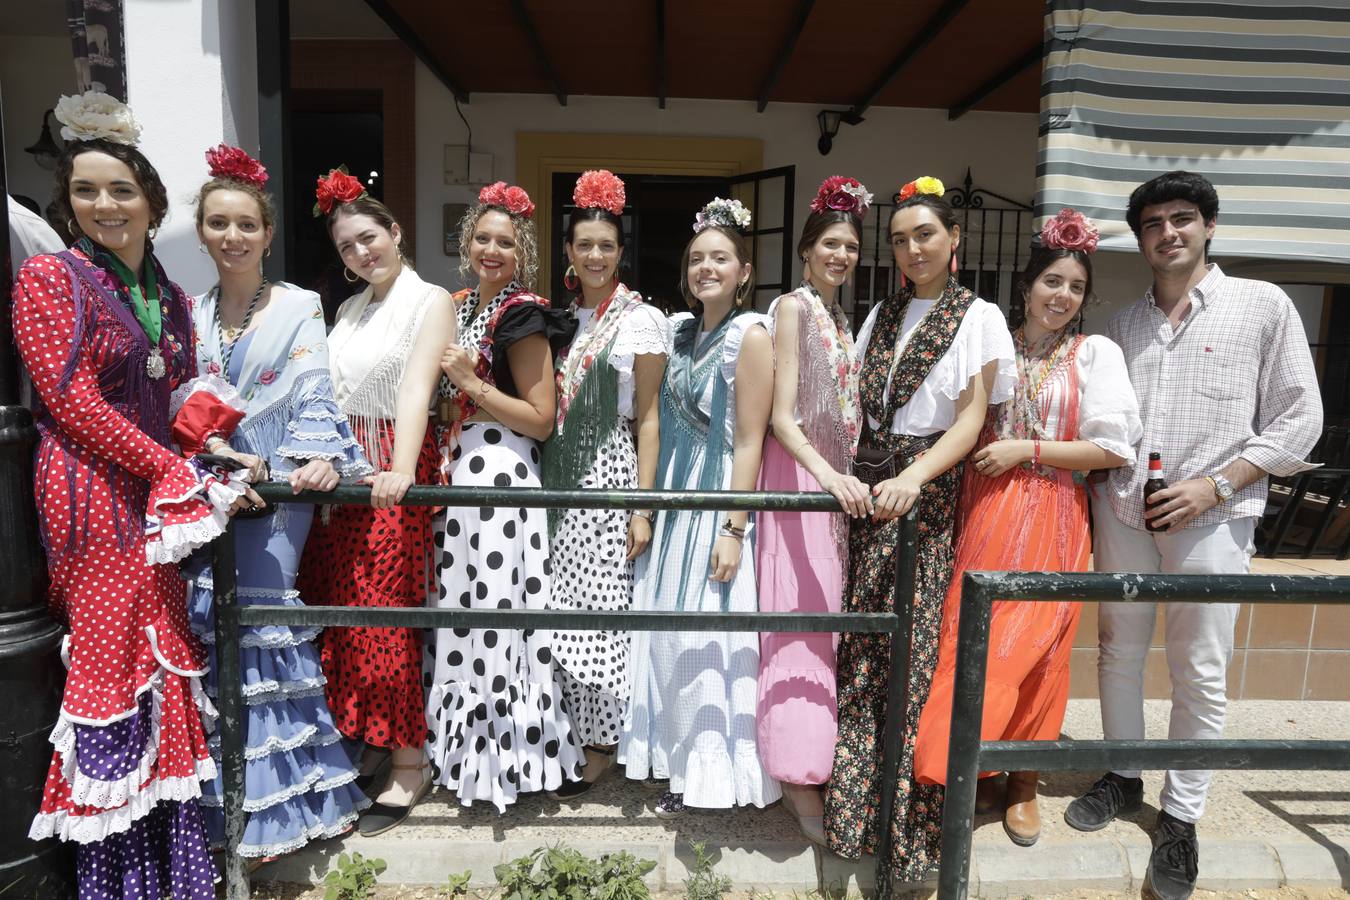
[410,59,1042,293]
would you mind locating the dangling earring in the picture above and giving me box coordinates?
[343,267,360,283]
[264,246,272,258]
[950,253,959,276]
[563,264,580,291]
[899,272,908,291]
[148,226,159,241]
[198,244,208,254]
[67,219,78,236]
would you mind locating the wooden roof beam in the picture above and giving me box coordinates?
[947,42,1042,120]
[509,0,568,106]
[755,0,816,113]
[363,0,469,103]
[846,0,973,122]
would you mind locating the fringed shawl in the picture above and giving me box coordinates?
[192,284,371,482]
[327,267,441,470]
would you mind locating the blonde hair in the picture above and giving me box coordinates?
[457,205,539,292]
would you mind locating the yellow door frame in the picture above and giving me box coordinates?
[515,132,764,296]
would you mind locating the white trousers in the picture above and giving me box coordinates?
[1089,484,1255,823]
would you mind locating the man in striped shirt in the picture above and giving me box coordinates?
[1064,171,1322,900]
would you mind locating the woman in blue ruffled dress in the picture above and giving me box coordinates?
[175,146,373,859]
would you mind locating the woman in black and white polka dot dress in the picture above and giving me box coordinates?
[426,184,583,811]
[542,172,670,796]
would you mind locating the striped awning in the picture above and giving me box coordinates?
[1036,0,1350,264]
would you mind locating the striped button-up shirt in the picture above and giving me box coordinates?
[1104,265,1322,531]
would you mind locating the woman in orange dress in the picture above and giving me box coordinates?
[913,210,1140,846]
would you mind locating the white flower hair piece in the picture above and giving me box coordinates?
[53,91,141,146]
[693,197,753,234]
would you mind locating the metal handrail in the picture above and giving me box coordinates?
[936,570,1350,900]
[212,483,918,900]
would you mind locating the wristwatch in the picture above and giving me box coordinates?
[1207,473,1235,503]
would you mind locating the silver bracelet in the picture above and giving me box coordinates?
[631,509,654,522]
[718,527,744,542]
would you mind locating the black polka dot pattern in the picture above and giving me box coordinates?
[425,423,584,811]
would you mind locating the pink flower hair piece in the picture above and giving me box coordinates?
[810,175,872,219]
[573,170,626,217]
[205,144,269,189]
[1041,208,1100,253]
[479,181,535,218]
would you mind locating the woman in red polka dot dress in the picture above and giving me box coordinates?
[15,93,253,899]
[296,173,455,836]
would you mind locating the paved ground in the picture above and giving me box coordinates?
[247,698,1350,898]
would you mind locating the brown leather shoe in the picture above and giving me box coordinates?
[1003,771,1041,846]
[975,775,1004,814]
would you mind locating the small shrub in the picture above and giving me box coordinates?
[443,869,473,897]
[322,851,386,900]
[682,841,731,900]
[493,845,655,899]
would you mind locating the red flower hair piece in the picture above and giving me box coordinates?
[1040,207,1100,253]
[573,170,626,217]
[205,144,268,189]
[810,175,873,218]
[479,181,535,218]
[313,166,368,217]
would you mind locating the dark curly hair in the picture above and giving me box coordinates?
[52,139,169,238]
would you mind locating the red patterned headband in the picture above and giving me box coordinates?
[313,166,368,217]
[1040,208,1099,253]
[479,181,535,218]
[810,175,872,219]
[573,169,626,217]
[205,144,268,189]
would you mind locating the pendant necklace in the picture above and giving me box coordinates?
[214,279,270,378]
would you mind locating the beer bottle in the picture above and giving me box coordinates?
[1143,452,1167,533]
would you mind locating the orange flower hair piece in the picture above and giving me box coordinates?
[313,166,368,217]
[897,175,945,202]
[205,144,268,189]
[1040,207,1100,253]
[573,169,626,217]
[479,181,535,218]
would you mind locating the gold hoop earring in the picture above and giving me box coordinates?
[148,226,159,241]
[66,219,77,235]
[343,268,360,284]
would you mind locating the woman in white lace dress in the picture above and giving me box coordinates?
[542,171,670,796]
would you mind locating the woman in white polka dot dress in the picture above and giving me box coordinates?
[620,200,780,816]
[17,93,253,899]
[427,182,584,811]
[542,171,670,797]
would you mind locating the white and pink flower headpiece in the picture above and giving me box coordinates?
[1040,208,1100,253]
[573,170,626,217]
[54,90,141,146]
[810,176,873,219]
[479,181,535,218]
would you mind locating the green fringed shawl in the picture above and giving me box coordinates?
[540,342,622,534]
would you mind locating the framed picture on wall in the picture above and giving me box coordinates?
[443,203,468,256]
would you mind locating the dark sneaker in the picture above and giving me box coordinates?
[1063,772,1143,832]
[1145,811,1199,900]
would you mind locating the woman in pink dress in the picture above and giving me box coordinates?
[755,178,873,843]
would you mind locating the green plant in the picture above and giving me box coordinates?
[443,869,473,897]
[493,845,655,899]
[682,841,731,900]
[322,851,386,900]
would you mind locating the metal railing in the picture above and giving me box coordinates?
[211,483,918,899]
[936,570,1350,899]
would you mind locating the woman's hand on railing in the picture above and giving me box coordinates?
[215,447,268,484]
[288,458,340,494]
[819,467,874,518]
[364,471,414,509]
[872,470,922,520]
[709,534,742,582]
[228,485,266,517]
[625,512,652,561]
